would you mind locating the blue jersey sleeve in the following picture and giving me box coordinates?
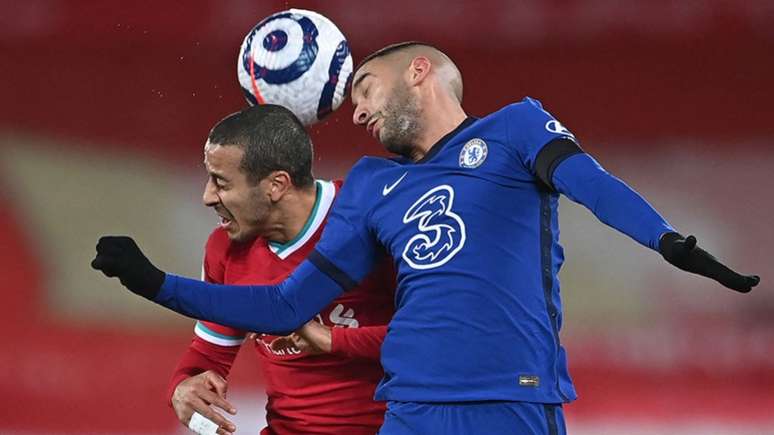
[311,158,381,287]
[505,97,578,173]
[154,260,344,335]
[553,153,675,251]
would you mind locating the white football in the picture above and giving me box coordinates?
[237,9,353,126]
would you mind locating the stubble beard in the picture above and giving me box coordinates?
[231,188,271,243]
[380,86,422,159]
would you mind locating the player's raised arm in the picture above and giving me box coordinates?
[90,235,345,334]
[92,158,383,332]
[525,124,759,292]
[505,98,759,293]
[548,152,759,292]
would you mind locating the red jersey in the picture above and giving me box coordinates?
[168,180,395,435]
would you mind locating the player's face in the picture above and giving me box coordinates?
[352,60,421,158]
[202,141,272,242]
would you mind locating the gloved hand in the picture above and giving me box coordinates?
[659,232,760,293]
[91,236,166,299]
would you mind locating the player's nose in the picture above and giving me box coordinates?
[202,178,219,206]
[353,105,369,126]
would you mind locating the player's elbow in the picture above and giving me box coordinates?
[261,286,312,334]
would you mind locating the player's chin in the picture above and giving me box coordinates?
[382,136,400,153]
[384,139,414,159]
[227,225,261,243]
[224,225,244,241]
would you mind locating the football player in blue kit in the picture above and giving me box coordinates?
[93,42,759,434]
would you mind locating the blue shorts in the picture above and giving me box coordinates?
[378,401,565,435]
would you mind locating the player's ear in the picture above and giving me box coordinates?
[268,171,292,202]
[407,56,431,86]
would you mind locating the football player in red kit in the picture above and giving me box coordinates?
[167,104,394,435]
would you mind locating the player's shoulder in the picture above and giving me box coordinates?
[460,98,549,147]
[205,227,267,256]
[484,96,566,142]
[205,226,231,253]
[202,227,230,275]
[351,155,397,172]
[344,156,400,184]
[333,157,402,212]
[488,96,546,120]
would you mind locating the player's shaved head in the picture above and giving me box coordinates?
[356,41,463,103]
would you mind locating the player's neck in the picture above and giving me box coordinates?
[411,103,467,161]
[267,182,318,245]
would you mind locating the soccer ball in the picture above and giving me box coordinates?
[237,9,353,126]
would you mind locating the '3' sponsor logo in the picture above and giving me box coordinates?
[402,185,466,270]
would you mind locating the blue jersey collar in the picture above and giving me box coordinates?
[415,117,477,164]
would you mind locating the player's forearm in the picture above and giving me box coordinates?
[155,260,344,335]
[553,153,673,250]
[331,325,387,360]
[167,338,237,405]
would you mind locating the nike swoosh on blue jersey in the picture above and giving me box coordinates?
[382,172,408,196]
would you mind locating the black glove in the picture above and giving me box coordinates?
[659,232,760,293]
[91,236,166,300]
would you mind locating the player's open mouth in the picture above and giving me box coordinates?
[218,215,233,229]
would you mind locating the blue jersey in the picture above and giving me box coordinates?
[156,97,673,406]
[315,97,582,403]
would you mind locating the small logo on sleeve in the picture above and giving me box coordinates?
[545,120,575,138]
[518,375,540,387]
[459,138,488,168]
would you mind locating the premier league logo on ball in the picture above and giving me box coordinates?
[237,9,353,126]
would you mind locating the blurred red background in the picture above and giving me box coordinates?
[1,1,772,433]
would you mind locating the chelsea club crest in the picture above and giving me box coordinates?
[459,138,488,168]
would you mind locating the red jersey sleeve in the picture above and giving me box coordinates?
[196,229,248,345]
[330,325,387,361]
[166,336,242,404]
[166,229,245,405]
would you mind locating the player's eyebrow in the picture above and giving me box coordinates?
[208,170,228,182]
[352,72,372,92]
[203,161,228,181]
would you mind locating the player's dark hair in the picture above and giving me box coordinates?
[208,104,314,188]
[357,41,439,70]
